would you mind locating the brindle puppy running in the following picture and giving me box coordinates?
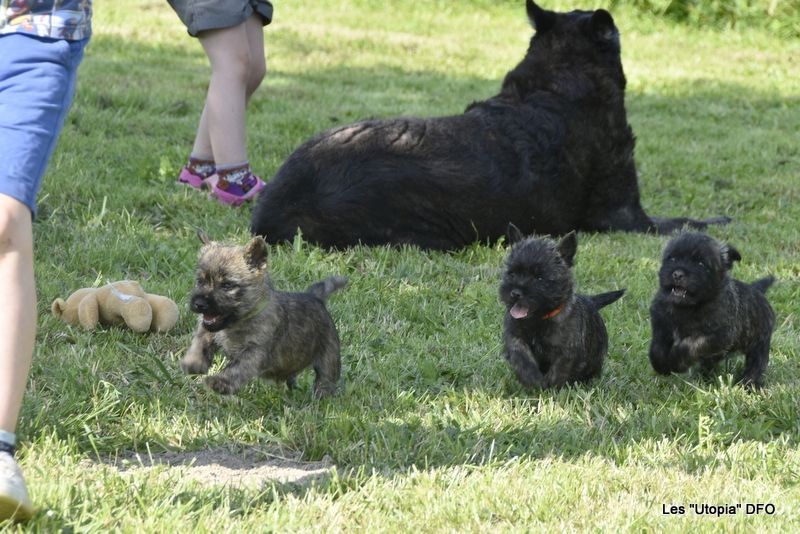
[500,225,625,388]
[182,232,347,398]
[649,232,776,388]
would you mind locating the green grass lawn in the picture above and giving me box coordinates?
[5,0,799,531]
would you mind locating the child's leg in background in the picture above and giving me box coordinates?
[243,13,267,100]
[190,14,266,168]
[197,21,249,165]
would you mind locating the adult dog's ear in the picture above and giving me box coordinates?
[556,231,578,267]
[507,223,525,245]
[527,0,556,33]
[721,244,742,270]
[589,9,617,42]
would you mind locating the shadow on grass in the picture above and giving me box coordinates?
[36,32,800,234]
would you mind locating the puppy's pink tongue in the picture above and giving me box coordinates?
[510,303,529,319]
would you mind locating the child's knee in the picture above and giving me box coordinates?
[209,45,251,82]
[232,52,253,83]
[247,63,266,94]
[250,48,266,77]
[0,196,32,254]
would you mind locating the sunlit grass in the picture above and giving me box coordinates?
[5,1,798,531]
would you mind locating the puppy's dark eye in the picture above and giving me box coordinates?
[220,282,237,292]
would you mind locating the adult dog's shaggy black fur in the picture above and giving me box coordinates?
[251,1,728,250]
[649,232,776,388]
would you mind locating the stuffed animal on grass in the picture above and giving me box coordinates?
[51,281,179,333]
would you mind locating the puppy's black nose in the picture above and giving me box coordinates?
[672,269,686,282]
[191,295,209,313]
[510,289,523,300]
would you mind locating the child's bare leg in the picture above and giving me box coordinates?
[244,14,266,98]
[190,105,213,161]
[192,14,266,165]
[197,21,251,166]
[0,195,36,436]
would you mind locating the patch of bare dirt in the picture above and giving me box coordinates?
[110,446,334,489]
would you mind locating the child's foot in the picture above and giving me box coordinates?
[177,156,216,190]
[0,452,33,522]
[209,163,265,207]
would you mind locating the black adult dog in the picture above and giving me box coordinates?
[251,1,728,250]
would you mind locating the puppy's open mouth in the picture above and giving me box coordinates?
[509,302,530,319]
[202,314,222,327]
[670,286,688,298]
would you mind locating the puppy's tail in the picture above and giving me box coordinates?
[589,289,625,310]
[307,275,348,301]
[751,276,776,294]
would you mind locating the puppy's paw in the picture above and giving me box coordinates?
[180,356,210,375]
[206,374,236,395]
[312,382,338,399]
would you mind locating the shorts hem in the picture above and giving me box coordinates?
[0,189,35,216]
[182,2,273,37]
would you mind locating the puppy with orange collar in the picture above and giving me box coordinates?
[499,225,624,389]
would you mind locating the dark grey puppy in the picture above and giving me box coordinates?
[499,225,625,388]
[649,232,775,388]
[181,232,347,398]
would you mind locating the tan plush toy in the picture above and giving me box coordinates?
[51,280,179,333]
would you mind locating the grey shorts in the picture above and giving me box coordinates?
[168,0,273,37]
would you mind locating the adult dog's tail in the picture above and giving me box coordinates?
[589,289,625,310]
[307,275,349,301]
[750,276,776,294]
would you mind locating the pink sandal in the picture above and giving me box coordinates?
[210,173,265,206]
[177,166,217,190]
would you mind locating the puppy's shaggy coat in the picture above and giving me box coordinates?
[500,226,624,388]
[182,233,347,398]
[649,232,775,388]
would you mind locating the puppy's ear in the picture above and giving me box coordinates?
[721,244,742,270]
[527,0,556,33]
[244,236,269,271]
[197,229,212,245]
[556,231,578,267]
[507,223,525,245]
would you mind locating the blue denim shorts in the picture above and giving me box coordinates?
[0,33,88,216]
